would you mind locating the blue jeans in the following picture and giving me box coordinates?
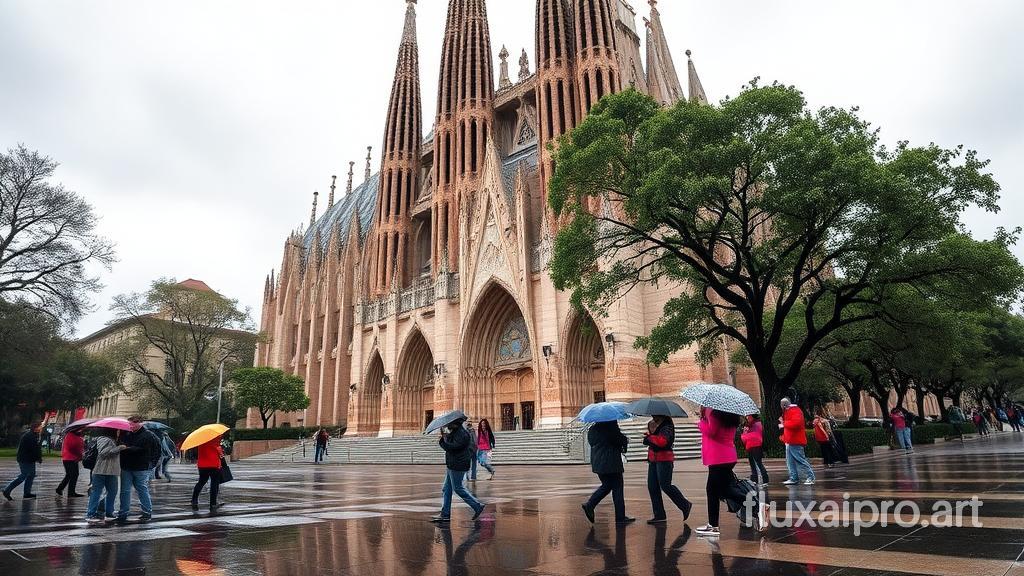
[469,452,477,480]
[785,445,815,482]
[86,474,118,519]
[440,469,482,518]
[315,444,326,463]
[4,462,36,496]
[895,427,913,450]
[118,469,153,518]
[161,457,173,480]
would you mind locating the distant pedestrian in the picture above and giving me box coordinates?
[3,422,43,501]
[973,410,990,436]
[642,415,693,524]
[431,417,485,523]
[890,407,913,453]
[1006,405,1020,432]
[116,416,161,524]
[741,415,768,487]
[581,420,633,525]
[314,428,329,463]
[158,433,175,481]
[465,420,478,482]
[813,411,837,468]
[85,429,121,525]
[948,405,966,442]
[780,398,815,485]
[56,429,86,497]
[476,419,496,480]
[191,438,224,512]
[696,408,752,537]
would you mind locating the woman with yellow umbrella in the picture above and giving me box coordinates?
[181,424,230,512]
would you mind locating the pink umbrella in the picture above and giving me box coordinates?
[90,417,134,431]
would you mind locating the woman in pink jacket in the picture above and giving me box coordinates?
[696,407,744,537]
[741,415,769,487]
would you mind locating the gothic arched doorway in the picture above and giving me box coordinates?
[461,283,536,430]
[395,330,435,435]
[563,312,606,418]
[357,351,384,436]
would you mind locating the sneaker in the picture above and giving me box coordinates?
[114,516,129,525]
[616,516,636,524]
[86,517,104,525]
[759,482,769,489]
[430,515,451,523]
[803,479,815,486]
[1,490,10,501]
[682,499,693,521]
[646,517,667,525]
[138,514,152,523]
[581,503,595,524]
[56,490,63,497]
[782,479,797,486]
[472,505,486,521]
[695,524,720,537]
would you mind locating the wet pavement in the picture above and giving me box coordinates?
[2,434,1024,575]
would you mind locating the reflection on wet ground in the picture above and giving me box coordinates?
[2,434,1024,575]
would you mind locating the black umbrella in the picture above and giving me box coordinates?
[63,418,98,434]
[423,409,468,434]
[625,397,688,418]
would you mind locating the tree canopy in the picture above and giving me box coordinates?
[231,367,309,429]
[548,84,1023,421]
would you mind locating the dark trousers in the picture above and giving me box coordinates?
[747,447,769,484]
[56,460,80,494]
[586,473,626,520]
[192,468,220,505]
[819,439,837,465]
[647,461,690,519]
[706,462,741,527]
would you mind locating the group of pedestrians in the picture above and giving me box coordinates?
[3,415,228,525]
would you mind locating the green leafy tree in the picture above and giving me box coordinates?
[232,367,309,429]
[548,84,1023,429]
[108,279,257,421]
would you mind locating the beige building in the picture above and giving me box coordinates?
[253,1,761,436]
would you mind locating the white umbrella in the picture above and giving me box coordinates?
[680,383,759,416]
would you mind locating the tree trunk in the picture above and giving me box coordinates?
[848,389,862,425]
[261,414,270,429]
[938,396,949,422]
[916,389,927,422]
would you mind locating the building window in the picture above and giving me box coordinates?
[496,315,531,365]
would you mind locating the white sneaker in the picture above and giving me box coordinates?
[759,482,769,489]
[803,478,815,485]
[757,503,770,531]
[782,479,797,485]
[695,524,720,537]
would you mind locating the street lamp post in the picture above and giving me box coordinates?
[216,359,224,424]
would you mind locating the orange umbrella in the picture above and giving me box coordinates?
[175,559,224,576]
[181,424,229,451]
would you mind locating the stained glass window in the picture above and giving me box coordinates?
[496,315,531,365]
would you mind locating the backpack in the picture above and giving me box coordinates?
[724,475,761,528]
[82,442,98,471]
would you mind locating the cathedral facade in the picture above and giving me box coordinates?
[251,0,760,435]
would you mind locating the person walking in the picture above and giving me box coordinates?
[116,416,161,524]
[465,420,479,482]
[812,411,837,468]
[431,417,485,523]
[581,420,634,525]
[3,422,43,501]
[85,429,121,524]
[780,398,815,485]
[696,408,750,537]
[642,416,693,524]
[158,433,175,481]
[1006,405,1020,433]
[56,429,86,497]
[949,405,966,443]
[476,419,496,480]
[314,428,329,464]
[974,409,990,436]
[740,415,769,487]
[191,438,224,512]
[890,407,913,453]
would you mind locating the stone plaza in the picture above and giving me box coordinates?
[2,435,1023,575]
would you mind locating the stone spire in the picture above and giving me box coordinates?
[345,161,355,195]
[518,48,530,81]
[498,45,511,89]
[686,50,708,104]
[364,146,373,182]
[370,0,422,296]
[327,175,337,208]
[432,0,464,277]
[645,0,684,106]
[309,190,319,227]
[573,0,622,117]
[536,0,578,195]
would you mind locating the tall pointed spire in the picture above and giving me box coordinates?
[364,146,373,182]
[535,0,578,196]
[327,175,337,208]
[432,0,465,277]
[686,50,708,104]
[573,0,623,117]
[346,161,355,195]
[645,0,684,106]
[370,0,423,297]
[309,190,319,227]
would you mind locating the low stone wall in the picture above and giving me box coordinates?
[231,439,296,461]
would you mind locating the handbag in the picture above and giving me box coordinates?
[218,457,233,483]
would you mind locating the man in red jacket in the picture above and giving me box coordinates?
[779,398,815,485]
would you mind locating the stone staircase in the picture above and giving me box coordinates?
[243,417,701,465]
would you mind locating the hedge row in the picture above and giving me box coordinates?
[231,426,345,441]
[738,423,976,459]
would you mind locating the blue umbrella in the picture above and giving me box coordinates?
[142,421,172,431]
[578,401,631,423]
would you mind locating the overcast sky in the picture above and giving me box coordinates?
[1,0,1021,338]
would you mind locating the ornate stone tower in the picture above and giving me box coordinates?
[573,0,622,117]
[535,0,578,196]
[645,0,684,106]
[370,0,422,297]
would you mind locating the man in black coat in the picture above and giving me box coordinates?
[581,421,635,524]
[431,418,485,523]
[116,416,161,523]
[3,422,43,500]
